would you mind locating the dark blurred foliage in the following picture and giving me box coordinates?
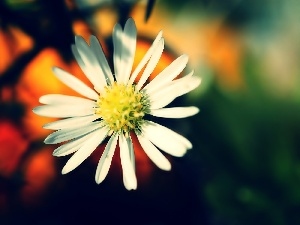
[1,0,300,225]
[190,56,300,225]
[162,0,280,28]
[159,0,300,224]
[74,0,156,25]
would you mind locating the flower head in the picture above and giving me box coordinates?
[33,18,201,190]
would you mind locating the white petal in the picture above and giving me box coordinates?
[128,31,163,85]
[62,127,109,174]
[43,114,99,130]
[143,54,188,93]
[142,121,192,157]
[53,132,95,156]
[149,90,176,110]
[74,36,107,93]
[39,94,96,105]
[95,134,118,184]
[127,135,135,171]
[135,38,164,91]
[150,106,199,118]
[71,44,89,80]
[149,72,201,109]
[33,104,95,118]
[137,134,171,171]
[121,18,137,84]
[90,35,114,84]
[52,67,98,100]
[150,121,192,149]
[119,134,137,190]
[112,23,123,82]
[146,70,201,99]
[148,69,194,96]
[44,122,102,144]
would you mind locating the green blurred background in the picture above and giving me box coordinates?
[1,0,300,225]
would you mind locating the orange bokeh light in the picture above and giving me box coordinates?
[0,120,28,178]
[16,47,92,140]
[0,25,34,75]
[206,24,244,90]
[21,147,56,206]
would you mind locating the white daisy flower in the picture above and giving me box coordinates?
[33,18,201,190]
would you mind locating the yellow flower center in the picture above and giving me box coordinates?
[96,82,149,135]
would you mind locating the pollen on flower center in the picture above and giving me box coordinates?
[96,82,150,134]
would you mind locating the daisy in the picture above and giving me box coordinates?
[33,18,201,190]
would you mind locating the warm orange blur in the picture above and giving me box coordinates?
[0,19,94,208]
[205,24,244,90]
[16,47,92,140]
[21,147,56,206]
[0,120,28,178]
[15,20,94,141]
[0,26,34,74]
[131,3,244,90]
